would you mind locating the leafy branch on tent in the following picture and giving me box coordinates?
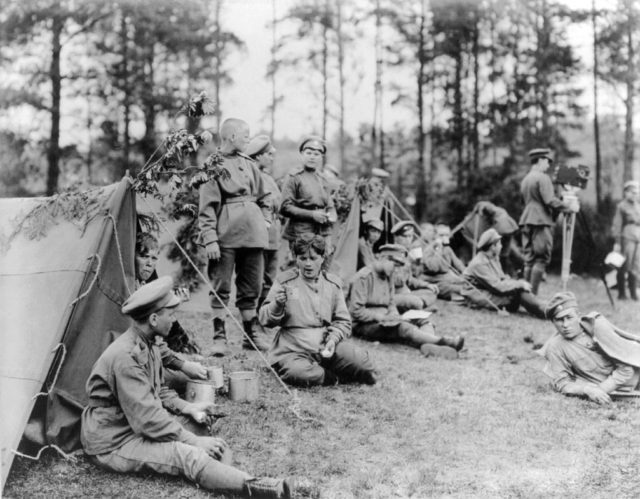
[0,188,105,253]
[133,91,229,199]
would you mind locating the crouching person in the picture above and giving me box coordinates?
[81,277,291,498]
[260,235,376,386]
[349,244,464,359]
[541,291,640,405]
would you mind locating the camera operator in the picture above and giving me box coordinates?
[519,148,574,295]
[612,180,640,301]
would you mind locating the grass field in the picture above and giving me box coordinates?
[5,274,640,498]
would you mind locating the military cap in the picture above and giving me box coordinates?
[364,218,384,231]
[624,180,640,192]
[477,228,502,250]
[379,243,408,264]
[391,220,418,236]
[122,276,180,321]
[528,148,552,162]
[245,135,272,158]
[371,167,390,179]
[545,291,578,320]
[299,135,326,154]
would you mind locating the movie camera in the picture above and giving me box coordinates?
[549,163,590,190]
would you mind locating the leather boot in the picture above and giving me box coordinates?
[617,269,627,299]
[242,317,272,352]
[530,265,545,295]
[629,274,638,301]
[243,477,291,499]
[438,335,465,352]
[208,318,228,357]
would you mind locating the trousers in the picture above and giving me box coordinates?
[273,341,375,386]
[90,417,250,493]
[207,246,264,311]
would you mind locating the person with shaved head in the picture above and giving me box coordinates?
[198,118,273,355]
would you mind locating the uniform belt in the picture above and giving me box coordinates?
[225,195,257,204]
[87,398,114,408]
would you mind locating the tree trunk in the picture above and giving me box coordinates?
[46,15,63,195]
[415,0,427,222]
[321,0,329,141]
[141,40,156,164]
[453,47,464,189]
[270,0,277,137]
[120,14,131,178]
[623,0,635,183]
[472,17,480,172]
[372,0,382,172]
[336,0,345,170]
[214,0,223,133]
[592,0,602,208]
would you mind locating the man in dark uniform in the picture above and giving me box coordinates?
[81,277,291,498]
[519,148,570,294]
[198,118,272,355]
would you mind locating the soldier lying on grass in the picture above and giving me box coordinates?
[541,291,640,405]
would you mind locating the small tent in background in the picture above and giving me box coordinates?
[0,178,136,490]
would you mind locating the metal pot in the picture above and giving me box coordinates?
[228,371,259,402]
[185,380,216,404]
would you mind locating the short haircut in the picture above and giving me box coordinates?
[292,235,326,257]
[135,232,159,257]
[220,118,248,140]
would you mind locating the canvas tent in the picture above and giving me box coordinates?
[0,179,136,489]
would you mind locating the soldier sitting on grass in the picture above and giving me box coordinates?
[259,235,376,387]
[462,228,545,319]
[82,277,291,498]
[540,291,640,405]
[349,244,464,359]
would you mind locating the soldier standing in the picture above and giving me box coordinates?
[518,148,569,295]
[198,118,272,355]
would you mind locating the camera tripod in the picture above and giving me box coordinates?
[560,204,614,307]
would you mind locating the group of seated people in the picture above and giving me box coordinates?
[81,197,640,498]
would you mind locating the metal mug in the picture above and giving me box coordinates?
[207,366,224,389]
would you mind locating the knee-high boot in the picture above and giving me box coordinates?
[530,263,545,295]
[629,273,638,301]
[617,269,627,299]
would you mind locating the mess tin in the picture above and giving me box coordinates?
[228,371,259,402]
[185,379,216,404]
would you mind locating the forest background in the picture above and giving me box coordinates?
[1,0,639,273]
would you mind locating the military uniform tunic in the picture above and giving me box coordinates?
[612,198,640,276]
[197,151,271,310]
[519,169,565,266]
[543,314,640,395]
[259,269,374,386]
[81,327,249,490]
[280,168,337,241]
[463,252,544,317]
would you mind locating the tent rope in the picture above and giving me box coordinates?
[383,188,503,313]
[69,254,102,306]
[31,344,67,401]
[12,445,78,463]
[137,196,299,403]
[106,213,131,295]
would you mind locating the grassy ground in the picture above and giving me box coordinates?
[5,274,640,498]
